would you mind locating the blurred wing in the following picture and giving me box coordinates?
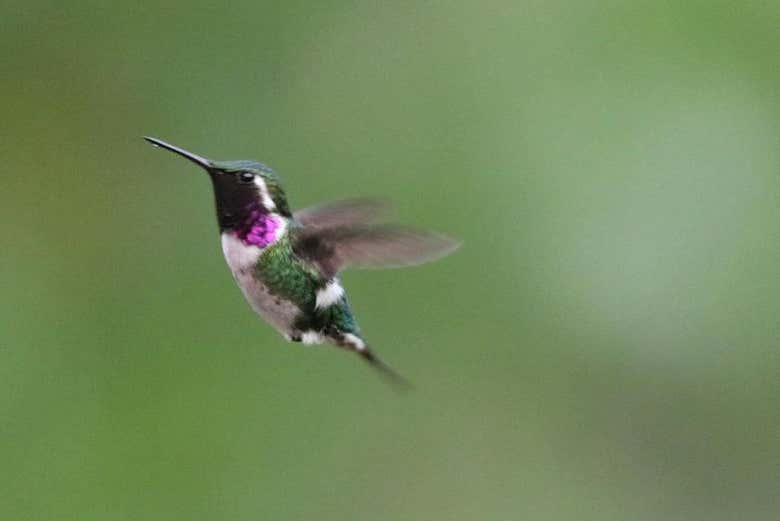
[293,224,460,279]
[293,198,392,230]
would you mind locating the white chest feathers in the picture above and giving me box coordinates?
[220,232,300,336]
[221,233,262,274]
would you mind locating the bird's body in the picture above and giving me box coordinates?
[221,218,361,348]
[144,137,459,385]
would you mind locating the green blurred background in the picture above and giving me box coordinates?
[2,1,779,520]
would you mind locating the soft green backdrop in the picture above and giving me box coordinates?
[2,2,779,520]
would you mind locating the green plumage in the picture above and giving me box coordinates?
[255,226,361,336]
[255,231,319,309]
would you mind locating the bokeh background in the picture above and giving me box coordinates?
[2,2,779,520]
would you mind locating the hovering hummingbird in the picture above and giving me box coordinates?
[144,137,459,386]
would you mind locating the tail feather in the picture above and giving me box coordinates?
[332,331,413,391]
[357,347,414,392]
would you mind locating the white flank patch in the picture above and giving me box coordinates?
[343,333,366,351]
[221,232,262,271]
[301,331,324,345]
[253,177,276,211]
[315,280,344,309]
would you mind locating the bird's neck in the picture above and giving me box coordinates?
[230,203,287,248]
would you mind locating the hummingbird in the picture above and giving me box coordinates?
[144,137,459,386]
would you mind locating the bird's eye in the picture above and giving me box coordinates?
[238,172,254,184]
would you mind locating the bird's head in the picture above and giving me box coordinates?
[144,137,291,230]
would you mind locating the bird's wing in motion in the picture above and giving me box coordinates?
[292,224,460,279]
[293,198,392,230]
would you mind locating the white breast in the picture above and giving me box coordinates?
[220,232,300,337]
[221,233,262,272]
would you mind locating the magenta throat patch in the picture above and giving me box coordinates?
[235,207,281,247]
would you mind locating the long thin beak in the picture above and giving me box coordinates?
[143,136,213,169]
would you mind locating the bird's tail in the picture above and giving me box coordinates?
[335,332,413,391]
[358,346,414,392]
